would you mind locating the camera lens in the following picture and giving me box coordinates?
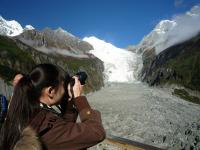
[70,71,87,86]
[76,72,87,85]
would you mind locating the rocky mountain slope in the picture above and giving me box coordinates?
[141,33,200,103]
[0,34,104,99]
[16,28,93,56]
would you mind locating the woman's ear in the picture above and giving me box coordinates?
[47,86,55,99]
[39,86,56,106]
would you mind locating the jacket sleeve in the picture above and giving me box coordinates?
[62,99,78,122]
[41,96,106,150]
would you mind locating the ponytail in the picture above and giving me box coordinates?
[0,75,40,150]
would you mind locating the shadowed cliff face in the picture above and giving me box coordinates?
[0,35,104,98]
[141,33,200,92]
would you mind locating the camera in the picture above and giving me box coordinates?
[70,71,88,86]
[60,71,88,112]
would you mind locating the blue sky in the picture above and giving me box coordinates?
[0,0,199,48]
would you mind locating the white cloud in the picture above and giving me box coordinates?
[156,4,200,54]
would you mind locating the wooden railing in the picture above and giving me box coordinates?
[104,134,163,150]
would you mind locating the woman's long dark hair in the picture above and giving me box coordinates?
[0,64,70,150]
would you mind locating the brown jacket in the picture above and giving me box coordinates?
[30,96,106,150]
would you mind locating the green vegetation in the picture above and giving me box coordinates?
[0,36,34,65]
[0,65,16,83]
[165,49,200,91]
[172,89,200,104]
[0,35,104,94]
[148,33,200,92]
[0,36,35,81]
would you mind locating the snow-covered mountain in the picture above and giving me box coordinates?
[135,20,177,54]
[83,36,140,83]
[24,25,35,30]
[0,16,93,58]
[134,5,200,55]
[0,16,33,36]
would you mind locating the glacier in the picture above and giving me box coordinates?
[83,36,141,83]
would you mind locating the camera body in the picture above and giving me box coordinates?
[70,71,88,86]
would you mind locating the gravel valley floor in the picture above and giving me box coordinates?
[87,83,200,150]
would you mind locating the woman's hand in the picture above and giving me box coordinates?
[68,76,83,99]
[72,76,83,98]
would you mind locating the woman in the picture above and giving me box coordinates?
[0,63,106,150]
